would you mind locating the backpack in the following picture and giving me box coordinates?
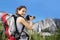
[0,12,25,39]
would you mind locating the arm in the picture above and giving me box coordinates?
[18,17,33,30]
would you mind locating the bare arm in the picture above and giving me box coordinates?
[18,17,33,30]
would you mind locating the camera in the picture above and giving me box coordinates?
[25,15,35,20]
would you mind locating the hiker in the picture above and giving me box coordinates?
[15,6,34,40]
[0,5,34,40]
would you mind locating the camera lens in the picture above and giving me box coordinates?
[25,15,30,20]
[33,16,35,19]
[26,15,35,20]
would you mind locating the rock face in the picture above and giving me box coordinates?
[53,18,60,28]
[32,18,60,33]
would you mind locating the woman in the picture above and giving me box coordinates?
[16,6,33,40]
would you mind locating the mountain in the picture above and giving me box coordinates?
[53,18,60,28]
[32,18,60,33]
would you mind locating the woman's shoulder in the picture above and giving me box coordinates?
[17,17,24,19]
[17,17,25,22]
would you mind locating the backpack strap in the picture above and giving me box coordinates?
[12,15,25,40]
[12,15,19,34]
[16,14,25,34]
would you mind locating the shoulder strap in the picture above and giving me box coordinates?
[12,15,29,40]
[20,25,25,34]
[12,15,25,36]
[12,15,19,34]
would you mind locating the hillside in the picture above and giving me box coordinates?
[0,18,60,40]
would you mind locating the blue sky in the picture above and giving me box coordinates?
[0,0,60,22]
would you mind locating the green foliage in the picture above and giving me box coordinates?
[0,30,8,40]
[56,28,60,40]
[28,29,60,40]
[0,22,60,40]
[0,23,8,40]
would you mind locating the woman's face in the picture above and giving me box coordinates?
[18,8,26,17]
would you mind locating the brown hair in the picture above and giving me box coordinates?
[16,6,27,14]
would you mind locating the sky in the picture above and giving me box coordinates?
[0,0,60,22]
